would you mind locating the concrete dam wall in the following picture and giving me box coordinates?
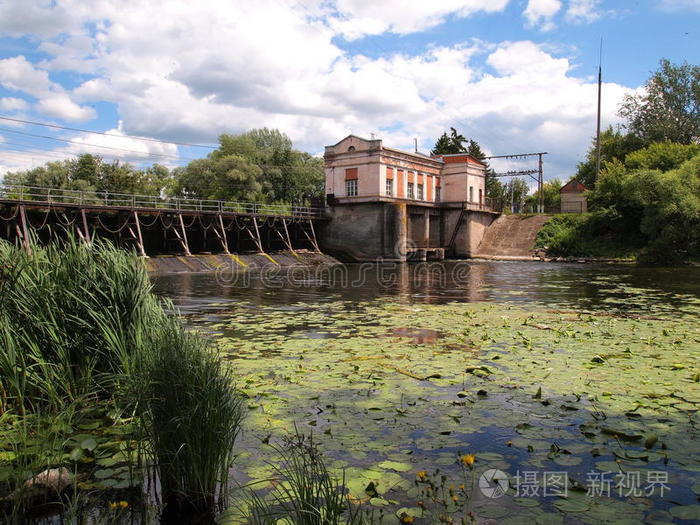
[145,251,340,275]
[473,214,551,259]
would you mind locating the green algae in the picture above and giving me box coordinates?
[204,298,700,523]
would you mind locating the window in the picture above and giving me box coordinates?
[469,186,474,202]
[348,146,356,152]
[346,179,358,196]
[417,184,424,200]
[479,189,483,205]
[435,187,441,202]
[407,182,415,199]
[385,178,393,196]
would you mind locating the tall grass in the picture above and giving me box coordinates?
[0,235,245,520]
[244,432,366,525]
[0,236,156,412]
[133,315,245,517]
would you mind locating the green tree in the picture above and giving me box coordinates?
[431,127,467,155]
[624,141,700,172]
[574,127,646,188]
[525,178,562,213]
[432,129,504,204]
[619,59,700,144]
[503,178,530,213]
[182,128,324,204]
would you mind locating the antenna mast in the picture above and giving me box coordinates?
[595,39,603,183]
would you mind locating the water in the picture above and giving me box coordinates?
[153,260,700,317]
[152,260,700,523]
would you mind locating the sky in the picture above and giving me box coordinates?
[0,0,699,182]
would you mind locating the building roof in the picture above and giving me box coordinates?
[560,179,587,193]
[431,153,486,167]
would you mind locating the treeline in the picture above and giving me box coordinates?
[538,59,700,264]
[432,127,540,212]
[3,128,325,205]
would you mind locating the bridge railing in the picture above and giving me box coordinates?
[0,184,323,218]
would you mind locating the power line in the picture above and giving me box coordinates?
[0,127,197,161]
[0,115,217,149]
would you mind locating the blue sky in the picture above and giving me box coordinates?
[0,0,699,182]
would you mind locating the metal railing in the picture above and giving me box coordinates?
[0,184,323,218]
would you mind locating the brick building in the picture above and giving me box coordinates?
[324,135,487,206]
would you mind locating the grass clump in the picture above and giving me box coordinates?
[242,432,366,525]
[0,236,156,413]
[134,315,245,518]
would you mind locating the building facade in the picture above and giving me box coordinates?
[560,179,588,213]
[324,135,486,206]
[320,135,498,262]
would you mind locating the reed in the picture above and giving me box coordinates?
[244,432,366,525]
[0,236,155,412]
[134,315,245,518]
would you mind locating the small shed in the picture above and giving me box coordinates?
[560,179,588,213]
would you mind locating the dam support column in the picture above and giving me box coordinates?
[393,202,407,261]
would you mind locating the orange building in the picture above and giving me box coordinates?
[324,135,487,206]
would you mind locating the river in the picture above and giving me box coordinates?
[153,260,700,524]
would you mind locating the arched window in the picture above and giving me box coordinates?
[348,146,356,152]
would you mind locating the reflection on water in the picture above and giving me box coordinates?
[153,260,700,317]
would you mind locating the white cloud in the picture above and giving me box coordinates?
[35,94,97,122]
[0,55,97,122]
[0,56,54,97]
[0,123,180,175]
[328,0,510,39]
[565,0,601,23]
[523,0,562,31]
[658,0,700,12]
[0,97,29,112]
[0,0,637,180]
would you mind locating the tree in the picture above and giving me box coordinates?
[431,127,467,155]
[503,178,530,213]
[619,59,700,144]
[171,128,324,204]
[574,127,646,188]
[525,178,562,213]
[432,129,504,204]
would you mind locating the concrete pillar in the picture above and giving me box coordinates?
[393,202,407,261]
[423,209,430,248]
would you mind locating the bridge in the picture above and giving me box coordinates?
[0,184,324,257]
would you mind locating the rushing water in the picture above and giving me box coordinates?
[152,260,700,524]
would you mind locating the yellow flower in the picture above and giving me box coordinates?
[108,502,118,510]
[118,501,129,508]
[459,454,476,468]
[417,470,428,481]
[400,513,415,524]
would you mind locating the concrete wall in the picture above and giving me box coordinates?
[321,201,497,262]
[320,201,406,261]
[442,208,496,257]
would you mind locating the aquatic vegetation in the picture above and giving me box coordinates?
[133,315,245,518]
[200,298,700,524]
[0,237,157,412]
[236,431,366,525]
[0,237,244,521]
